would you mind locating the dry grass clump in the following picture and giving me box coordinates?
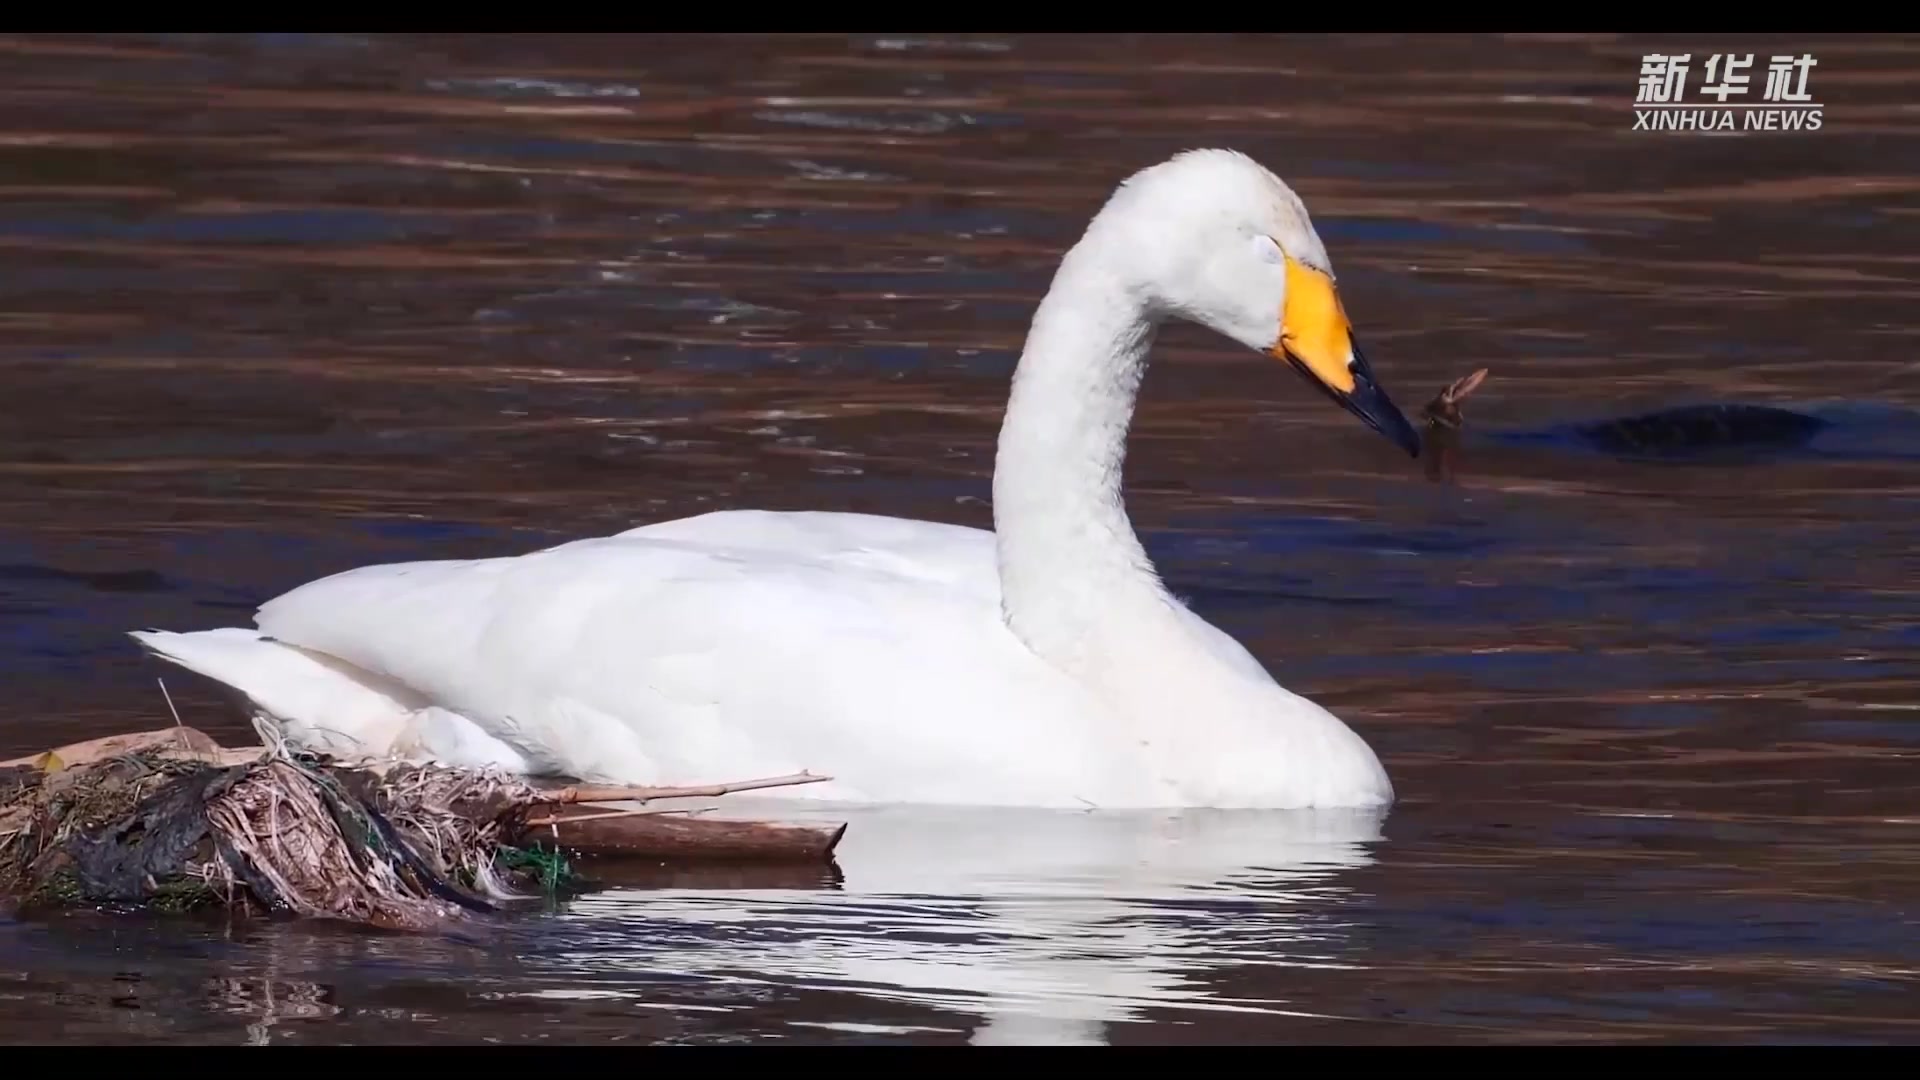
[0,722,841,931]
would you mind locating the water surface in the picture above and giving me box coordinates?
[0,32,1918,1044]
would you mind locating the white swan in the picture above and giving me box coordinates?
[129,148,1422,810]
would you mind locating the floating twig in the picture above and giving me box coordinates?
[531,770,832,806]
[1421,367,1490,484]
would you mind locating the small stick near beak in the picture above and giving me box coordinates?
[1420,368,1489,484]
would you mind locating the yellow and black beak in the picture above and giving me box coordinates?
[1270,256,1421,458]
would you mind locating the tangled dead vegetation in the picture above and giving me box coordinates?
[0,725,846,931]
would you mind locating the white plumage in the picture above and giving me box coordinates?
[131,149,1420,810]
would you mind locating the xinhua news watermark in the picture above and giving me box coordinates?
[1633,52,1822,133]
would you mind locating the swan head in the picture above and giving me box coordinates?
[1091,148,1421,458]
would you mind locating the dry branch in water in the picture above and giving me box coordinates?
[0,726,847,931]
[1422,367,1490,484]
[533,770,830,805]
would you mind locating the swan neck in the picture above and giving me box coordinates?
[991,242,1171,663]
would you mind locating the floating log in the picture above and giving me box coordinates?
[577,858,845,892]
[527,803,847,862]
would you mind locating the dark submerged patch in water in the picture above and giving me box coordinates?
[1572,404,1831,458]
[1493,404,1836,462]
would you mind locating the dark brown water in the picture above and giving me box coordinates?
[1,32,1918,1044]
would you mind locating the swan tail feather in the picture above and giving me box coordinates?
[128,627,418,760]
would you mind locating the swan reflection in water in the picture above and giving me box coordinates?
[518,801,1389,1044]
